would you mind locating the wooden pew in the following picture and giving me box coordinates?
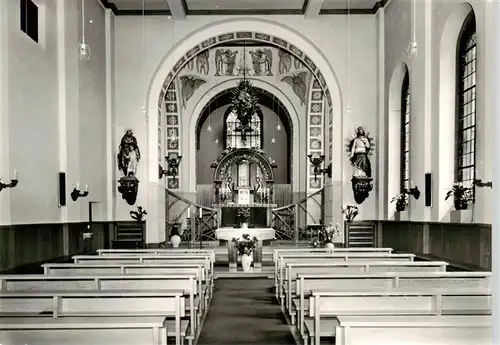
[0,316,172,345]
[280,261,448,308]
[41,263,211,308]
[97,248,215,261]
[306,288,491,345]
[0,274,201,339]
[272,247,393,264]
[74,254,213,281]
[333,315,492,345]
[275,253,414,293]
[72,255,214,291]
[293,271,491,335]
[0,290,187,345]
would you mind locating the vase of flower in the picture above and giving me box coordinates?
[325,242,335,249]
[391,193,408,212]
[341,205,359,222]
[454,200,468,210]
[237,207,251,229]
[241,254,252,272]
[232,233,258,273]
[170,234,181,248]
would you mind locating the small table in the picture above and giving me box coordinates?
[215,228,275,272]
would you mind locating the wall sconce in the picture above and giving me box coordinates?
[474,179,492,188]
[307,154,332,181]
[404,180,420,200]
[0,170,18,192]
[71,183,89,201]
[159,164,168,179]
[166,154,182,177]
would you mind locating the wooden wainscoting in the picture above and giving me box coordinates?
[0,222,112,273]
[376,221,491,270]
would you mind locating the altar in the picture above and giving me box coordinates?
[210,147,278,271]
[215,227,275,271]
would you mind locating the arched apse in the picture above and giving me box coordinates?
[186,78,303,193]
[438,2,474,221]
[387,62,409,218]
[147,18,342,183]
[194,87,293,184]
[146,18,343,241]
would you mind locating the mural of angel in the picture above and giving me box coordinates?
[249,48,273,76]
[347,126,373,178]
[196,50,209,75]
[180,75,206,108]
[278,49,292,74]
[281,72,308,105]
[215,49,238,76]
[117,129,141,177]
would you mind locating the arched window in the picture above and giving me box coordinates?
[224,107,263,149]
[456,13,476,202]
[400,70,410,192]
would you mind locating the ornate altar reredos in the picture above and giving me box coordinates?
[211,147,277,205]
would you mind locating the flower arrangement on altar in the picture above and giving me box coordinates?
[310,222,341,248]
[341,205,359,222]
[232,233,258,256]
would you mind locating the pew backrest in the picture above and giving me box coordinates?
[334,315,492,345]
[278,261,448,303]
[275,253,415,287]
[272,247,393,263]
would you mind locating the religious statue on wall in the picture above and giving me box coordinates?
[117,129,141,205]
[346,126,375,204]
[253,177,262,203]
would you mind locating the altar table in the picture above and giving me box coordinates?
[215,228,276,272]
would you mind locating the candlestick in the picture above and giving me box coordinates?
[76,182,80,190]
[410,180,414,188]
[199,208,202,218]
[187,208,191,218]
[13,170,17,180]
[84,184,88,192]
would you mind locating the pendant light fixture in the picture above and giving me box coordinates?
[271,95,276,144]
[207,100,212,132]
[141,0,146,114]
[78,0,90,60]
[276,101,281,131]
[407,0,418,59]
[346,0,352,114]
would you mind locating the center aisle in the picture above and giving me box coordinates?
[197,278,297,345]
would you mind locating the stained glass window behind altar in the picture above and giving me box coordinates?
[225,107,262,149]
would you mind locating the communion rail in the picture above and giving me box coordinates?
[271,188,324,242]
[165,189,218,243]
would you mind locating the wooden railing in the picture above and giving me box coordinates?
[271,188,324,241]
[165,189,218,243]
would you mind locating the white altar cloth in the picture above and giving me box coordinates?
[215,227,275,241]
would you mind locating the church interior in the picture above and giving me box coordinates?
[0,0,498,344]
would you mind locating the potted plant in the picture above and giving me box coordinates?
[391,193,408,212]
[341,205,359,222]
[232,234,258,272]
[169,222,182,248]
[445,182,472,210]
[310,223,341,249]
[130,206,147,222]
[237,207,251,229]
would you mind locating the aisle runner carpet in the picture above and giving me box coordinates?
[197,278,296,345]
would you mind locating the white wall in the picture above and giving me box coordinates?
[0,0,109,225]
[113,15,378,241]
[383,0,494,224]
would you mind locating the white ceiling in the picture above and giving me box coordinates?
[111,0,169,10]
[107,0,380,13]
[185,0,304,11]
[322,0,378,10]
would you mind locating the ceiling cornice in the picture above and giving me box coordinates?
[99,0,387,16]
